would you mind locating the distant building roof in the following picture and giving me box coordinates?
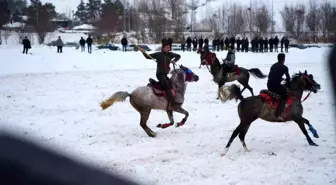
[72,24,96,30]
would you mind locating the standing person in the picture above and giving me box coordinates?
[181,35,186,52]
[56,36,64,53]
[121,36,128,52]
[22,36,31,54]
[79,37,85,52]
[86,35,93,54]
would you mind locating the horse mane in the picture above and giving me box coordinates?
[283,72,304,86]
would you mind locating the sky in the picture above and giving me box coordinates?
[38,0,327,32]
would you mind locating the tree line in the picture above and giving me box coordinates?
[1,0,335,44]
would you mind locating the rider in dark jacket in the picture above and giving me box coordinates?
[267,53,291,118]
[139,41,181,105]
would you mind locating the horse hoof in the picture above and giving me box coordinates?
[313,133,319,138]
[309,142,318,146]
[157,123,173,129]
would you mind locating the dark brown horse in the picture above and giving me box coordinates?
[218,70,321,156]
[198,49,268,99]
[100,65,199,137]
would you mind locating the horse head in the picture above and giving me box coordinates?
[290,70,321,93]
[179,64,199,82]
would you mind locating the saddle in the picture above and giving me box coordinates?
[259,89,293,120]
[147,78,175,98]
[223,64,240,75]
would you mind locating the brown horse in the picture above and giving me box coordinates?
[198,49,268,99]
[218,70,321,156]
[100,65,199,137]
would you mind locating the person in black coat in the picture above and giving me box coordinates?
[258,37,264,53]
[280,36,285,52]
[22,36,31,54]
[186,36,192,51]
[86,35,93,54]
[229,36,235,49]
[79,37,85,52]
[284,37,290,53]
[269,37,274,52]
[121,36,128,52]
[224,37,230,50]
[236,37,241,52]
[198,37,204,50]
[274,36,279,52]
[264,37,268,52]
[192,37,197,51]
[219,38,224,51]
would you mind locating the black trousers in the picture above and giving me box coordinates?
[267,83,288,99]
[156,73,174,101]
[57,46,62,53]
[23,47,28,54]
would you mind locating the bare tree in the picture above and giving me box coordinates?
[227,3,248,36]
[295,4,306,40]
[216,5,229,35]
[306,0,320,42]
[138,0,167,42]
[320,2,336,41]
[164,0,187,39]
[252,4,272,36]
[280,4,306,41]
[280,5,296,36]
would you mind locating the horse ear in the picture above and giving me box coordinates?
[304,70,307,75]
[299,71,302,75]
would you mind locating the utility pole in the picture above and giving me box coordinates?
[271,0,274,36]
[127,2,130,32]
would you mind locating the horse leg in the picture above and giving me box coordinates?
[221,123,244,156]
[238,74,254,96]
[174,107,189,127]
[139,109,156,137]
[242,83,254,96]
[302,117,319,138]
[238,124,252,152]
[294,119,318,146]
[157,110,174,129]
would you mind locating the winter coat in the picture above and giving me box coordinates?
[56,38,64,47]
[224,50,235,67]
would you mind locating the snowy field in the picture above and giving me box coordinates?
[0,45,335,185]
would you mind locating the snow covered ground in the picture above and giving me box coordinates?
[0,45,335,185]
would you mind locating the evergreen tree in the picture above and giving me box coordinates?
[86,0,101,21]
[74,0,87,23]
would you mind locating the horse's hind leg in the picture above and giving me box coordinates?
[174,107,189,127]
[238,124,251,152]
[238,74,254,96]
[139,108,156,137]
[221,123,244,156]
[157,110,174,129]
[294,119,318,146]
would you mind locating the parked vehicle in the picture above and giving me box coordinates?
[126,44,151,51]
[97,44,120,51]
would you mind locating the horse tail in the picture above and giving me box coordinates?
[219,84,244,103]
[100,91,130,110]
[248,68,268,79]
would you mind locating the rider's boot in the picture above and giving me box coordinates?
[165,89,177,110]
